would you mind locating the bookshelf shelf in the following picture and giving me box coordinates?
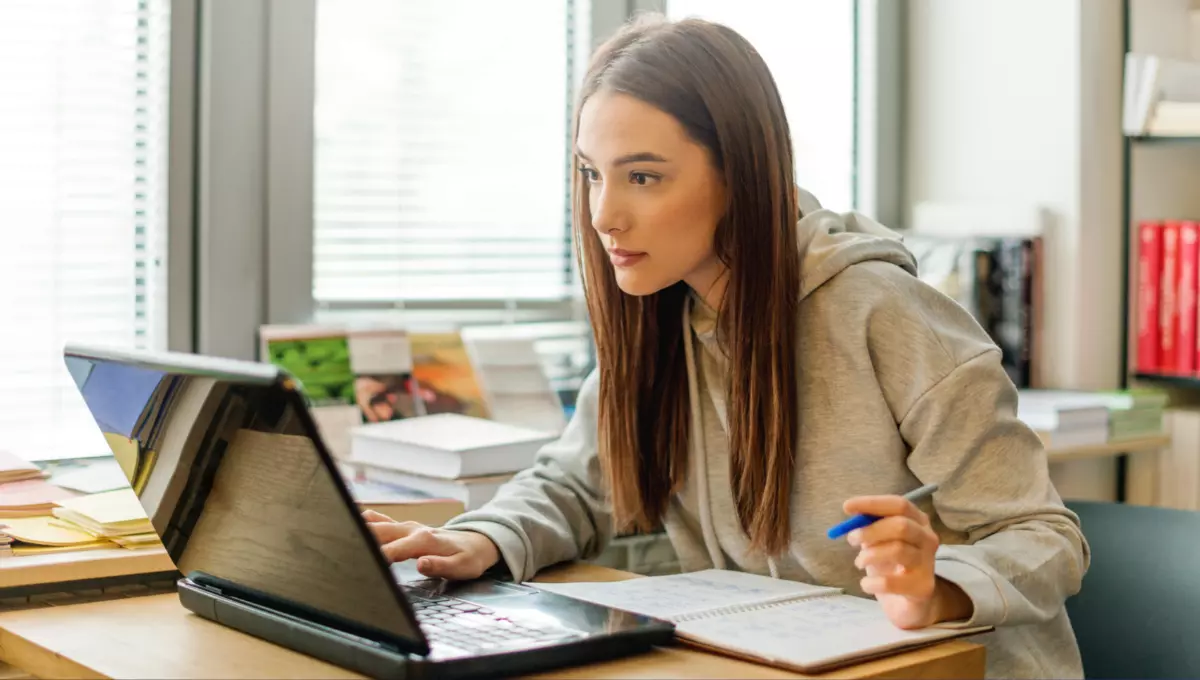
[1127,135,1200,145]
[1043,435,1171,463]
[1132,372,1200,389]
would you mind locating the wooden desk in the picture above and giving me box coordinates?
[0,563,984,679]
[0,547,174,591]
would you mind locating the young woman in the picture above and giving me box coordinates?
[364,14,1088,679]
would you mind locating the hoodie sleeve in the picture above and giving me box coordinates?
[865,269,1090,629]
[899,349,1090,629]
[440,369,611,583]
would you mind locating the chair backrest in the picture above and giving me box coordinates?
[1066,500,1200,679]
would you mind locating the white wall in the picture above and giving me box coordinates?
[905,0,1125,500]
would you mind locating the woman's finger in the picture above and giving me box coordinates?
[367,520,420,545]
[850,516,934,549]
[380,527,455,563]
[860,571,936,600]
[362,509,394,523]
[843,495,931,528]
[416,552,483,580]
[855,540,924,574]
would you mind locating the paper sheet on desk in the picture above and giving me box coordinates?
[525,569,838,620]
[49,459,129,494]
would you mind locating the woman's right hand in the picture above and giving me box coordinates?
[362,509,501,580]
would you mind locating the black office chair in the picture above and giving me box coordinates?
[1066,500,1200,679]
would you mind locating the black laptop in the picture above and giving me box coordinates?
[63,344,675,679]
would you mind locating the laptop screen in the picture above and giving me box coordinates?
[64,347,424,648]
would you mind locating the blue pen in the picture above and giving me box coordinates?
[826,483,940,539]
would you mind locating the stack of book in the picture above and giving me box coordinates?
[0,488,161,556]
[1016,391,1111,449]
[461,327,567,435]
[1017,389,1169,447]
[1135,219,1200,377]
[348,479,466,527]
[346,413,556,511]
[52,489,160,549]
[0,448,164,557]
[1123,52,1200,137]
[0,449,46,484]
[259,325,498,468]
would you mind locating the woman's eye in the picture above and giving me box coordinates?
[578,166,600,183]
[630,172,658,186]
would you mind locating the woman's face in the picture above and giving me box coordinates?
[576,91,727,301]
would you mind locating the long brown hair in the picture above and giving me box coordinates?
[573,14,800,555]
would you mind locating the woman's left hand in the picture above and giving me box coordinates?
[843,494,973,629]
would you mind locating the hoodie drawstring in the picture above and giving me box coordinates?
[685,297,782,579]
[683,298,727,572]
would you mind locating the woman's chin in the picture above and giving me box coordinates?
[614,272,671,297]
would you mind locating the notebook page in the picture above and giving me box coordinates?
[676,593,975,671]
[527,569,838,620]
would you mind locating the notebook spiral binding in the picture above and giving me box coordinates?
[671,591,839,623]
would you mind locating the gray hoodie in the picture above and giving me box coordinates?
[445,191,1089,679]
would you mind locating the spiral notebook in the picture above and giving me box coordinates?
[529,569,990,673]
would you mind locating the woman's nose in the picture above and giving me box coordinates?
[590,188,624,234]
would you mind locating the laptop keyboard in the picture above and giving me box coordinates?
[404,589,579,655]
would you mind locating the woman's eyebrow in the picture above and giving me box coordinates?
[575,148,669,165]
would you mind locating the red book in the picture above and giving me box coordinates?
[1179,221,1200,373]
[1161,221,1181,373]
[1137,220,1163,373]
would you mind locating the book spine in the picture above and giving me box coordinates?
[994,239,1032,388]
[1161,220,1180,373]
[973,247,997,340]
[1029,237,1045,387]
[1179,221,1200,374]
[1138,220,1163,373]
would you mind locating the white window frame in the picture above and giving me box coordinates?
[167,0,198,353]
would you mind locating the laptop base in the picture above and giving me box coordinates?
[178,578,673,679]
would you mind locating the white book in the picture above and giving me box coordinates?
[351,413,555,479]
[1017,392,1110,431]
[530,570,990,674]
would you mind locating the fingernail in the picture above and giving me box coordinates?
[417,558,431,571]
[847,530,861,546]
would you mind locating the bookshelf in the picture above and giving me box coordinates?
[1120,0,1200,390]
[1116,0,1200,504]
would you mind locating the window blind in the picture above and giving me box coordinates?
[667,0,856,213]
[0,0,170,460]
[312,0,583,307]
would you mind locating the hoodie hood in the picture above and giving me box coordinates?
[794,187,917,301]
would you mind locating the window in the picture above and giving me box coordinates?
[312,0,585,308]
[667,0,857,212]
[0,0,170,460]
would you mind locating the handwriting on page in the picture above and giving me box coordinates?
[677,594,953,668]
[528,569,837,620]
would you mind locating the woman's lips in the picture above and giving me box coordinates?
[608,248,646,267]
